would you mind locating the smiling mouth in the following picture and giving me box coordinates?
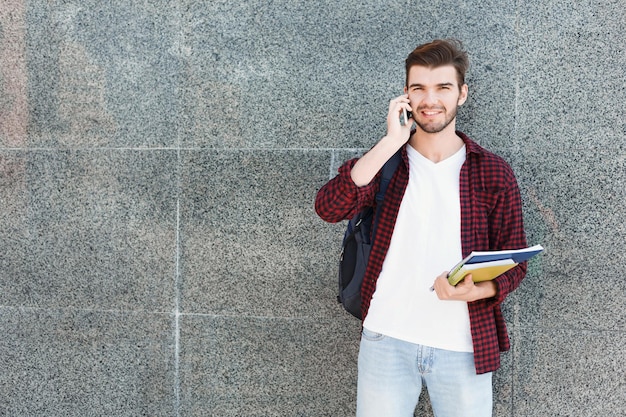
[418,106,445,116]
[420,109,444,118]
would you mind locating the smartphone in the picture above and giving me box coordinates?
[399,108,413,126]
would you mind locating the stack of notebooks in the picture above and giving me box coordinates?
[447,244,544,286]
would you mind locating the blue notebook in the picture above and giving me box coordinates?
[448,244,544,280]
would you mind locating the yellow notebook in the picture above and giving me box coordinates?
[447,259,517,286]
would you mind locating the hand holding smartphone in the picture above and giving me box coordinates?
[399,107,413,126]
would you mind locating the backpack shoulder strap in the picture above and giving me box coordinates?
[375,149,402,203]
[371,149,402,240]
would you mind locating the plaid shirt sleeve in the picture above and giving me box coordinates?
[314,158,380,223]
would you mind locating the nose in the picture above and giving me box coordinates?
[421,90,439,105]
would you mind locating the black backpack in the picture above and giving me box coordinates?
[338,151,402,319]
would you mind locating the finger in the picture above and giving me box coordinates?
[389,95,409,106]
[392,102,412,121]
[456,274,474,291]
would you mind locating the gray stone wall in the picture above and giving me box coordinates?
[0,1,624,416]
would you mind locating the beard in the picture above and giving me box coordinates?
[414,105,458,134]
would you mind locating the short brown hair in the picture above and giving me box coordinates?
[405,39,469,88]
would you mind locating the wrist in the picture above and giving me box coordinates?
[381,134,408,148]
[475,281,497,300]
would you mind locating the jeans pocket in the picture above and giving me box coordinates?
[361,327,385,342]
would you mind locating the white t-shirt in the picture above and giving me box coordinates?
[363,143,473,352]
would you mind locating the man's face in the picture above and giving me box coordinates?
[404,65,468,134]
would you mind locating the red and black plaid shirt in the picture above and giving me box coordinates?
[315,132,528,374]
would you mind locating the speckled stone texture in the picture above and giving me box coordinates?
[0,0,624,416]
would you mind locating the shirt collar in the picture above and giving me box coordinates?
[456,130,485,157]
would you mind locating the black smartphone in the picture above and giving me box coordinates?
[399,108,413,126]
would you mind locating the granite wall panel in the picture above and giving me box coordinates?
[179,149,342,317]
[512,328,625,416]
[178,315,361,416]
[516,0,626,150]
[23,0,182,148]
[0,150,178,312]
[0,308,175,416]
[0,0,624,416]
[513,149,626,332]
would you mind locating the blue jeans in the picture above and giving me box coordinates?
[357,328,493,417]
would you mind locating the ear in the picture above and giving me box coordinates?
[458,84,469,106]
[404,85,408,94]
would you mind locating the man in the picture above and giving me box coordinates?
[315,39,528,417]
